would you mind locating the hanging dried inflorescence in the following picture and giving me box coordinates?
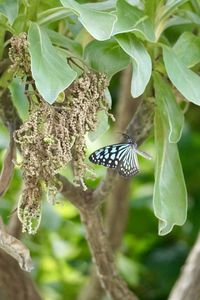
[9,33,110,234]
[13,69,109,233]
[9,32,31,76]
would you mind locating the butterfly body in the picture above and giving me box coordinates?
[89,135,151,177]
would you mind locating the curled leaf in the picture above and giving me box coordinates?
[0,128,16,197]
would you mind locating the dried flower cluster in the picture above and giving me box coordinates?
[14,72,109,234]
[8,33,31,76]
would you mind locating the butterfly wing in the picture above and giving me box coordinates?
[89,143,130,169]
[117,146,139,177]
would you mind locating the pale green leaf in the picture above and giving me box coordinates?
[182,10,200,25]
[153,108,187,236]
[84,39,130,79]
[83,0,116,10]
[0,0,18,25]
[116,33,152,97]
[144,0,161,21]
[46,29,83,56]
[173,32,200,68]
[112,0,155,42]
[160,0,188,20]
[28,23,77,104]
[60,0,117,41]
[163,45,200,106]
[112,0,143,35]
[133,17,155,42]
[9,78,29,122]
[88,111,109,142]
[153,72,184,143]
[165,15,191,29]
[38,7,70,26]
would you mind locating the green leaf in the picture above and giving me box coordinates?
[153,72,184,143]
[112,0,155,42]
[88,111,109,142]
[163,45,200,106]
[153,108,187,236]
[28,23,77,104]
[83,0,116,10]
[112,0,143,35]
[160,0,188,20]
[38,7,70,26]
[0,0,19,25]
[165,15,191,29]
[144,0,161,21]
[84,39,130,79]
[60,0,117,41]
[182,10,200,25]
[133,17,155,42]
[46,29,83,56]
[173,32,200,68]
[9,78,29,122]
[116,33,152,97]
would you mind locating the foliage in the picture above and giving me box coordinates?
[0,0,200,299]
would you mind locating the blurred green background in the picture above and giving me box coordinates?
[0,74,200,300]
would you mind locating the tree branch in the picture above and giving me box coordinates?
[79,207,138,300]
[0,249,41,300]
[78,66,154,300]
[0,218,33,272]
[168,232,200,300]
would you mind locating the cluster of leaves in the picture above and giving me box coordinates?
[0,0,200,234]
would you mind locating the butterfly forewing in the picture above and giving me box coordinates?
[89,143,130,169]
[118,147,139,177]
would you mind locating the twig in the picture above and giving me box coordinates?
[0,58,10,74]
[0,218,33,272]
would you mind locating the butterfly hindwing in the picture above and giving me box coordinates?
[118,147,139,177]
[89,143,130,169]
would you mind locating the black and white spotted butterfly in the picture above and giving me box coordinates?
[89,134,151,177]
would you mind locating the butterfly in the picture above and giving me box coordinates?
[89,134,152,177]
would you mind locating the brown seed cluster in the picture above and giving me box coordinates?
[14,72,109,234]
[8,33,31,76]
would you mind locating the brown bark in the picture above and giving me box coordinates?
[168,232,200,300]
[80,208,138,300]
[0,250,41,300]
